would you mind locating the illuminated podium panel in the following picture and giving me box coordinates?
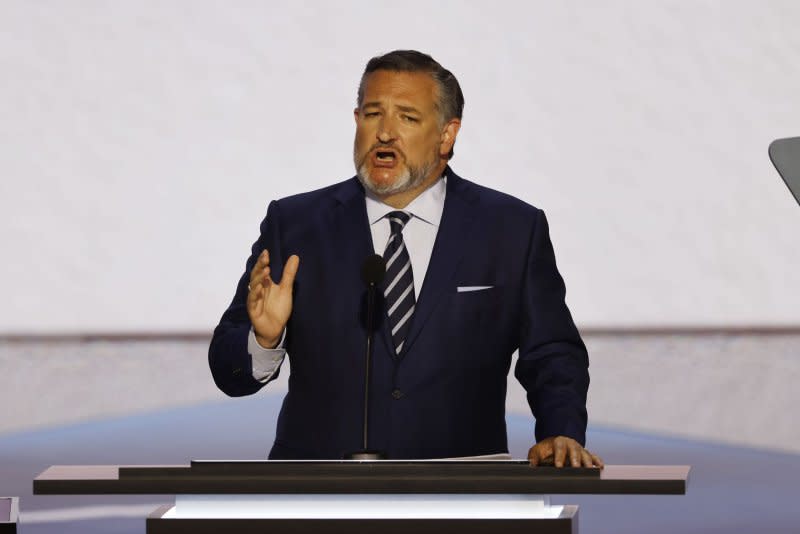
[34,461,689,534]
[0,497,18,534]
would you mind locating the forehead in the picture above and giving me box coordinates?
[360,70,438,110]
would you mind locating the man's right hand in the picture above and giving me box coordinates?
[246,249,300,349]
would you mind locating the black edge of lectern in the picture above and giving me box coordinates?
[34,464,687,496]
[124,460,599,478]
[34,476,685,495]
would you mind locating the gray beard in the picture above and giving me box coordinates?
[354,148,437,197]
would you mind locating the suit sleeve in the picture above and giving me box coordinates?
[208,200,287,397]
[513,208,590,445]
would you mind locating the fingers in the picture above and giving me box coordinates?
[553,438,567,468]
[563,440,603,468]
[591,453,605,469]
[528,446,554,466]
[247,252,299,321]
[528,445,541,467]
[248,267,271,295]
[249,250,299,293]
[247,251,270,318]
[530,436,603,470]
[567,442,581,467]
[246,271,266,315]
[249,250,272,288]
[528,439,555,467]
[279,255,300,289]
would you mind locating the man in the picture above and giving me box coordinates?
[209,50,602,468]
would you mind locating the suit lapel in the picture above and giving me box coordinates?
[332,178,395,357]
[332,177,374,257]
[400,169,479,357]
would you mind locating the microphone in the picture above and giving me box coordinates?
[345,254,387,460]
[361,254,386,286]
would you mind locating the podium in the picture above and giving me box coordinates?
[0,497,18,534]
[34,461,689,533]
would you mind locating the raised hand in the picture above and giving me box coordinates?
[246,249,300,348]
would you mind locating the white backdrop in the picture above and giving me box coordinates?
[2,1,799,334]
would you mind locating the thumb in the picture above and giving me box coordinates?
[279,255,300,289]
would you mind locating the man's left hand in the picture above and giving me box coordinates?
[528,436,604,468]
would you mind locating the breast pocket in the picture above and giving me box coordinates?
[441,285,513,369]
[449,285,504,329]
[456,285,495,293]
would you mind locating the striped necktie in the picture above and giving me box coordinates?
[382,211,415,355]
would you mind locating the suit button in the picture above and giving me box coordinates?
[392,389,404,400]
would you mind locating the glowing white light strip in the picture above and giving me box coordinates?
[171,494,562,519]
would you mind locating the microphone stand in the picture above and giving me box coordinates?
[345,255,386,460]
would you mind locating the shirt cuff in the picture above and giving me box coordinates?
[248,328,287,383]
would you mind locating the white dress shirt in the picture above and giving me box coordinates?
[248,177,447,383]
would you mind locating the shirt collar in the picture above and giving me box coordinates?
[365,176,447,227]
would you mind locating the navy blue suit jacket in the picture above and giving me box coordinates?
[209,168,589,459]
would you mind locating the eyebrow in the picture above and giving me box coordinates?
[396,105,421,114]
[361,102,421,114]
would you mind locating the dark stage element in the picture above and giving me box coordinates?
[1,394,798,533]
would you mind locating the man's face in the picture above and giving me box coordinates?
[353,70,446,196]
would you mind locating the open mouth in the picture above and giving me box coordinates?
[371,148,399,168]
[375,150,396,162]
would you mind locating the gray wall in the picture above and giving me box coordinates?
[2,1,799,333]
[4,332,799,453]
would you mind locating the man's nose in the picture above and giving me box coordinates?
[377,117,397,143]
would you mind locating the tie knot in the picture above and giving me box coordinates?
[386,211,411,234]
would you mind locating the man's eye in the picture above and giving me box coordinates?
[364,112,380,117]
[403,115,419,122]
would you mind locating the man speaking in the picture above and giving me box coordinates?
[209,50,602,468]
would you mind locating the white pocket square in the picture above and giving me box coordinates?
[457,286,494,293]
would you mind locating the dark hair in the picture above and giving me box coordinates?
[357,50,464,159]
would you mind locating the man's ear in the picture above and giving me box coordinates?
[354,108,360,123]
[440,119,461,156]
